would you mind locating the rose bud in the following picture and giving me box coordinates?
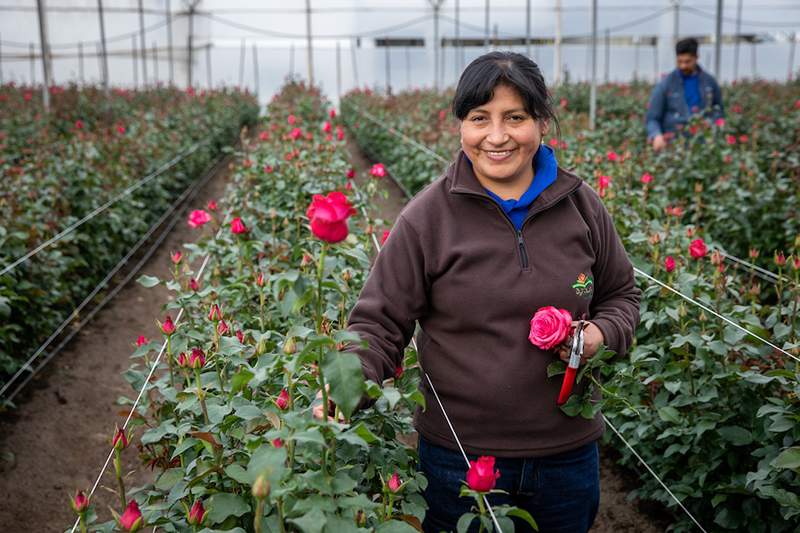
[170,251,182,264]
[207,200,217,211]
[275,388,289,410]
[70,490,90,513]
[387,472,402,493]
[256,272,266,287]
[230,217,248,234]
[300,253,313,267]
[395,365,404,379]
[664,256,676,273]
[118,500,143,532]
[253,474,271,499]
[177,352,188,367]
[217,320,229,336]
[710,250,723,266]
[336,125,345,141]
[272,437,284,448]
[346,168,355,179]
[640,172,653,184]
[112,425,129,451]
[689,238,708,259]
[189,348,206,369]
[381,230,390,246]
[322,121,332,133]
[283,337,297,355]
[370,163,386,178]
[466,456,501,492]
[329,108,337,119]
[774,251,787,267]
[236,330,245,343]
[187,499,207,526]
[792,255,800,271]
[190,278,200,291]
[136,335,149,347]
[208,303,223,322]
[160,315,176,336]
[528,306,572,351]
[749,248,760,259]
[306,191,357,243]
[287,114,296,125]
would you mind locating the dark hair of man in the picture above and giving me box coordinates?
[676,37,699,56]
[451,51,560,136]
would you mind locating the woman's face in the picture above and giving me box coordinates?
[460,83,548,189]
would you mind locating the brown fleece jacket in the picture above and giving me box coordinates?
[346,149,641,457]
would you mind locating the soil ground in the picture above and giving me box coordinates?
[0,136,670,533]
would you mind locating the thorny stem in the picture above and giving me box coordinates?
[113,449,127,509]
[195,367,210,425]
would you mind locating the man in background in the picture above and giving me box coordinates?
[645,37,724,151]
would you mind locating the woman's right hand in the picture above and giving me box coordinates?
[312,386,344,422]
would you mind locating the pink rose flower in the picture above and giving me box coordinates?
[188,209,211,228]
[230,217,248,234]
[119,500,143,531]
[370,163,386,178]
[306,191,356,243]
[664,256,676,273]
[689,238,708,259]
[528,306,573,351]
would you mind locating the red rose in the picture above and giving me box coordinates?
[306,192,356,243]
[466,456,501,492]
[664,256,676,273]
[528,306,572,351]
[230,217,248,234]
[370,163,386,178]
[188,209,212,228]
[689,238,707,259]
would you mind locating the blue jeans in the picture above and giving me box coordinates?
[418,437,599,533]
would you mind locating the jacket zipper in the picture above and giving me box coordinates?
[516,230,529,269]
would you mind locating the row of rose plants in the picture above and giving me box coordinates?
[0,85,259,379]
[340,85,800,531]
[67,81,519,533]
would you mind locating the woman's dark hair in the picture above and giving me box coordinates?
[451,51,559,135]
[676,37,699,56]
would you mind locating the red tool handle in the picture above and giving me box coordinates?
[557,366,577,405]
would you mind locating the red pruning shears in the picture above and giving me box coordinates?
[557,320,586,406]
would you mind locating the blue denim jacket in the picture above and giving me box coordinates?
[645,65,724,139]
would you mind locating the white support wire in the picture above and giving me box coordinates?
[350,179,504,532]
[0,139,210,278]
[0,153,227,404]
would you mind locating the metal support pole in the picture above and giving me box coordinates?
[138,0,147,86]
[604,28,610,83]
[35,0,52,110]
[589,0,597,130]
[239,39,246,87]
[205,43,212,88]
[405,46,410,88]
[132,35,138,88]
[78,41,84,84]
[252,42,259,98]
[484,0,490,52]
[29,43,35,85]
[441,32,446,87]
[751,41,756,77]
[384,37,391,94]
[0,35,3,85]
[336,40,341,99]
[634,38,640,81]
[187,4,195,87]
[289,42,295,77]
[166,0,174,85]
[455,0,460,77]
[95,42,103,87]
[305,0,313,85]
[433,1,441,90]
[525,0,531,58]
[350,38,359,87]
[733,0,742,79]
[672,0,680,50]
[152,41,158,83]
[789,32,797,82]
[554,0,562,84]
[654,39,659,81]
[714,0,723,78]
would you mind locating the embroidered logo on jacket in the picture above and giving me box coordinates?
[572,273,594,298]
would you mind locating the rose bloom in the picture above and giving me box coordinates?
[606,150,619,162]
[370,163,386,178]
[664,256,676,273]
[715,118,726,127]
[230,217,248,234]
[290,127,303,140]
[306,191,356,243]
[276,388,289,410]
[466,456,501,492]
[119,500,143,532]
[188,209,212,228]
[725,134,736,145]
[136,335,149,347]
[640,172,653,184]
[528,306,572,351]
[346,168,355,179]
[689,238,708,259]
[381,230,390,246]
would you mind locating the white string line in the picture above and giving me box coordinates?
[601,414,708,533]
[344,104,800,365]
[350,180,505,532]
[0,154,227,403]
[0,139,210,277]
[633,268,800,363]
[717,249,788,285]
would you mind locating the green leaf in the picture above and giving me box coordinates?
[456,513,477,533]
[506,507,538,530]
[206,493,250,525]
[772,447,800,471]
[230,369,254,394]
[547,360,566,378]
[718,426,753,446]
[155,468,184,490]
[376,520,420,533]
[322,350,365,419]
[218,335,245,356]
[657,406,681,424]
[323,515,360,533]
[136,274,161,288]
[289,507,327,533]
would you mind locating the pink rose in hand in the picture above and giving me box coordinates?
[528,306,573,351]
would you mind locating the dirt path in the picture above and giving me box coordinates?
[0,155,234,531]
[344,139,670,533]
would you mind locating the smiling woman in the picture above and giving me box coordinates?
[343,51,641,533]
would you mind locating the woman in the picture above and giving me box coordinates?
[339,51,641,532]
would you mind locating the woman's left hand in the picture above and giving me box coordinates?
[557,321,604,364]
